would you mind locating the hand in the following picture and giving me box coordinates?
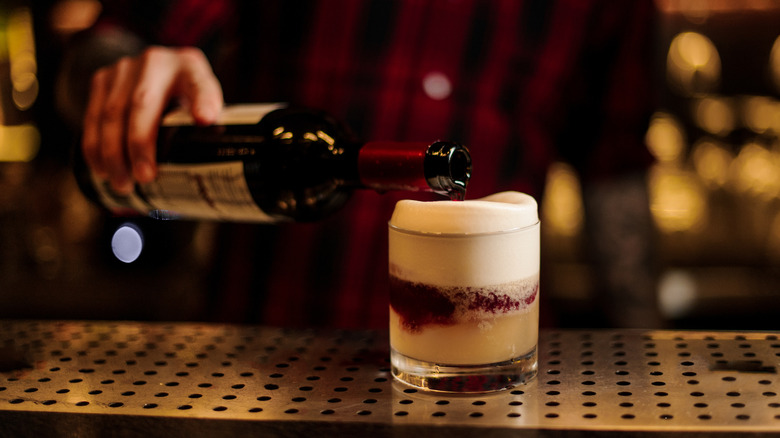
[82,46,224,194]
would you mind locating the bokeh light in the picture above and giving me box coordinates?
[541,162,584,238]
[691,138,733,189]
[111,224,144,263]
[648,164,708,233]
[645,112,687,163]
[693,96,735,137]
[667,31,721,96]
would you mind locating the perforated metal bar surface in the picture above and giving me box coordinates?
[1,321,779,437]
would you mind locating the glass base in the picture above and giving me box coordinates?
[391,347,537,393]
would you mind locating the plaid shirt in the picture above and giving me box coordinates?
[93,0,656,328]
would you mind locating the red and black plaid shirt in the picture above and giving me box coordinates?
[92,0,656,328]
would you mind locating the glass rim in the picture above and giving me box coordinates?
[388,220,540,237]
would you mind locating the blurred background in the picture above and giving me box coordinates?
[1,0,779,329]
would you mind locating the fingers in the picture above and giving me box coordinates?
[101,57,139,194]
[126,47,223,183]
[174,48,224,126]
[125,48,183,184]
[82,46,224,193]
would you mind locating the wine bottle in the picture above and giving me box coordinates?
[75,103,472,222]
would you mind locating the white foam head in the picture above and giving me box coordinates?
[389,191,540,288]
[389,191,538,234]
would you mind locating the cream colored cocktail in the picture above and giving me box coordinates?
[388,191,539,392]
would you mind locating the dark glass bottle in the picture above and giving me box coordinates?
[76,104,472,222]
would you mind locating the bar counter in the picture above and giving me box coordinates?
[1,320,779,437]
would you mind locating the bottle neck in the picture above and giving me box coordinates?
[357,141,471,200]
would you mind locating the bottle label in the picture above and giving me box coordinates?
[162,103,286,126]
[91,163,277,222]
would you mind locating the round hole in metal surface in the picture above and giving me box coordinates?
[509,401,522,406]
[436,400,449,405]
[655,392,668,397]
[469,412,483,418]
[189,394,202,399]
[545,413,559,418]
[178,405,192,410]
[395,411,408,416]
[582,391,597,397]
[154,392,168,398]
[269,373,283,378]
[583,402,597,407]
[88,390,102,395]
[432,412,446,417]
[727,392,741,397]
[357,410,372,416]
[109,402,123,408]
[328,398,342,403]
[56,389,69,394]
[736,414,750,420]
[42,400,56,406]
[399,399,413,405]
[213,406,227,412]
[75,401,89,407]
[121,391,135,396]
[546,401,559,407]
[764,392,778,397]
[732,403,746,408]
[546,390,560,396]
[249,407,263,413]
[583,413,597,419]
[9,399,24,405]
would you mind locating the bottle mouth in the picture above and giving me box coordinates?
[424,141,472,200]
